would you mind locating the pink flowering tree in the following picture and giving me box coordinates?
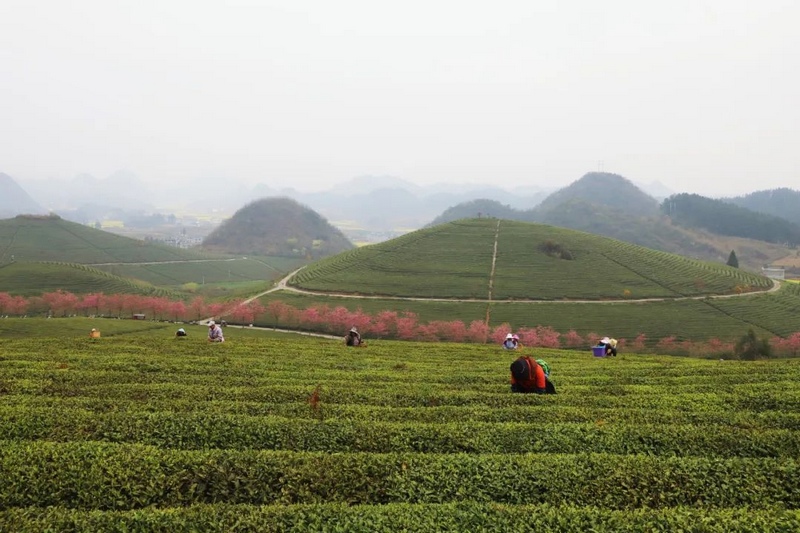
[562,330,584,348]
[169,300,187,321]
[518,326,561,348]
[466,320,490,343]
[657,335,678,353]
[0,293,29,316]
[266,300,292,327]
[41,290,79,317]
[0,292,13,315]
[490,324,513,344]
[415,322,441,342]
[395,312,419,340]
[773,332,800,357]
[630,333,647,351]
[9,295,29,315]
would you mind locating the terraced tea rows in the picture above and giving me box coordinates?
[291,219,770,300]
[1,335,799,530]
[258,283,800,344]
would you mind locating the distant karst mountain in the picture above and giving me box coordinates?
[201,197,355,258]
[0,173,47,218]
[533,172,660,219]
[427,199,527,227]
[428,172,659,228]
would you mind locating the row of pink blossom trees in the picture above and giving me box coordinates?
[3,290,800,357]
[264,300,800,358]
[0,290,265,326]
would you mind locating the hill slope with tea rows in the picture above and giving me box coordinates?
[0,215,209,264]
[290,219,771,300]
[1,334,798,531]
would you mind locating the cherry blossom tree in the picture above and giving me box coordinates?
[630,334,647,351]
[77,293,104,316]
[41,290,79,317]
[490,324,513,344]
[169,300,187,321]
[466,320,489,343]
[267,301,292,327]
[188,297,207,321]
[0,292,14,315]
[395,312,419,340]
[373,311,399,338]
[562,330,584,348]
[438,320,467,343]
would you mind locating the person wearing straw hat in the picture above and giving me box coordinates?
[207,321,224,343]
[175,328,187,338]
[502,333,520,349]
[344,326,364,347]
[598,336,618,356]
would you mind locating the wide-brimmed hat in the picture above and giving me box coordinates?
[208,321,215,326]
[600,337,611,344]
[505,333,513,339]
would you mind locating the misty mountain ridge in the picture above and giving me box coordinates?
[11,168,670,232]
[0,172,47,218]
[427,172,798,273]
[429,172,658,225]
[6,169,798,264]
[724,188,800,226]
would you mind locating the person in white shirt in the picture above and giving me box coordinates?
[207,321,224,343]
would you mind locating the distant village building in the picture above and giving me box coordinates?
[761,266,785,280]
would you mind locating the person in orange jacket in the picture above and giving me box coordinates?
[510,356,556,394]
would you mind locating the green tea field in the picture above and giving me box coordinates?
[1,331,798,531]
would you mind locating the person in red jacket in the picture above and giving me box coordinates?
[510,356,556,394]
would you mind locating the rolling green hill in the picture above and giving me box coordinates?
[0,215,308,296]
[0,261,174,297]
[201,197,354,259]
[290,218,771,300]
[425,173,795,271]
[260,219,798,343]
[0,214,209,264]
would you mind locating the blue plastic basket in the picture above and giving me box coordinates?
[592,346,606,357]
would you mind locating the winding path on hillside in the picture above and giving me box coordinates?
[87,258,243,266]
[236,215,783,306]
[240,266,781,306]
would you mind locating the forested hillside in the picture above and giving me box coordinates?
[662,193,800,246]
[726,188,800,226]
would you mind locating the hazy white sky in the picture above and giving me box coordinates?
[1,0,798,196]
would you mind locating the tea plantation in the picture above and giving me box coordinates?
[1,331,799,531]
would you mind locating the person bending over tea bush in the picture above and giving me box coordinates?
[510,356,556,394]
[344,326,366,347]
